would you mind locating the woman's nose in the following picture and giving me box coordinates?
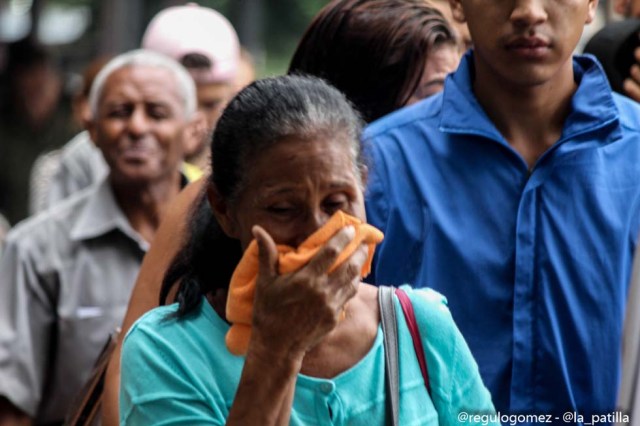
[292,210,332,248]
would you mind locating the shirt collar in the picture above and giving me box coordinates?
[562,54,619,139]
[440,51,620,143]
[69,176,149,250]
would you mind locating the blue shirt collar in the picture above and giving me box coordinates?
[440,51,620,143]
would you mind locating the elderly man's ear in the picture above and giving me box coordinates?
[84,116,100,148]
[182,111,209,158]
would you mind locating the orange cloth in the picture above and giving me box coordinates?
[225,211,384,356]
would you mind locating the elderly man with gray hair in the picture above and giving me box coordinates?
[0,49,200,425]
[28,4,241,217]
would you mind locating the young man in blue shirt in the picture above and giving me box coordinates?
[365,0,640,419]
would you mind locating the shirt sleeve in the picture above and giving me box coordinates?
[120,320,226,426]
[406,287,499,425]
[0,233,55,416]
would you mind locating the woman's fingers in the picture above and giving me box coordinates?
[250,227,369,354]
[253,225,278,281]
[328,244,368,308]
[306,226,356,275]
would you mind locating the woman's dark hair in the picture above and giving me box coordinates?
[288,0,457,123]
[160,74,365,317]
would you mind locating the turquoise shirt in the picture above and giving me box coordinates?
[120,287,497,425]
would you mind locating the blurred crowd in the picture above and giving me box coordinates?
[1,0,640,425]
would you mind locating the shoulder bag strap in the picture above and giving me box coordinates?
[65,328,120,425]
[379,286,399,426]
[395,288,431,395]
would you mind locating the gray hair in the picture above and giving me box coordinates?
[160,74,366,319]
[89,49,197,119]
[211,74,366,201]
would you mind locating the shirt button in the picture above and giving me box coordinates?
[319,383,333,393]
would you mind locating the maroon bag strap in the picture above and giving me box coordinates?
[394,288,431,396]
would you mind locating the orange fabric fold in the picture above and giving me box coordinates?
[225,211,384,356]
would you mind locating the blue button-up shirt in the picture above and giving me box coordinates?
[364,52,640,417]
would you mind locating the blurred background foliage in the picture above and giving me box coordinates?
[0,0,614,101]
[0,0,330,78]
[0,0,613,225]
[0,0,329,224]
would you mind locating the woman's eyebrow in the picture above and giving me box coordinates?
[255,186,300,200]
[326,179,356,189]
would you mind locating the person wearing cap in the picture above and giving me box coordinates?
[0,49,199,425]
[142,3,242,172]
[29,4,241,215]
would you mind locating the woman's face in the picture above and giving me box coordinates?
[223,136,365,250]
[406,43,461,105]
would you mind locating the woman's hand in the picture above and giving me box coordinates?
[249,224,368,360]
[227,225,368,425]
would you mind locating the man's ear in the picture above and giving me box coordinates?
[448,0,467,23]
[206,183,239,238]
[182,111,208,158]
[585,0,599,24]
[85,118,100,149]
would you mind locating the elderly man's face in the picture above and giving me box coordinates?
[89,65,188,186]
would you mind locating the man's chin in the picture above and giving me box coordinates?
[109,166,165,187]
